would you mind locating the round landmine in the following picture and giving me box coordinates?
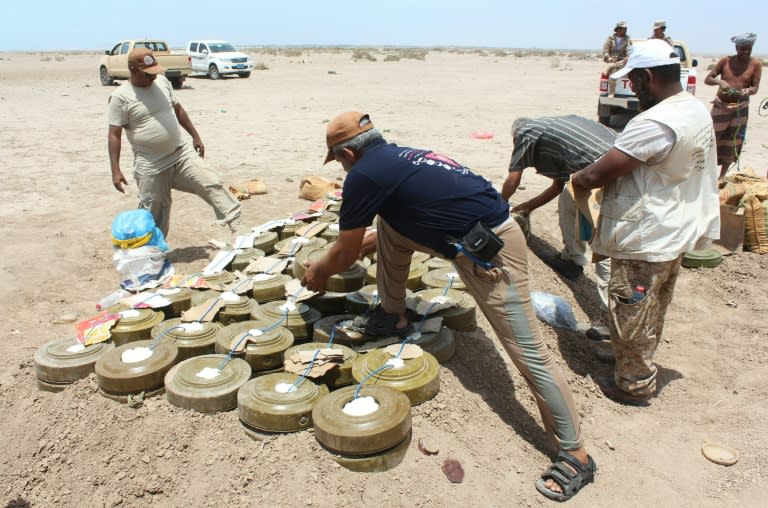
[421,267,466,291]
[317,211,339,223]
[252,231,279,254]
[313,314,372,346]
[231,248,266,272]
[150,318,222,361]
[238,372,329,432]
[319,223,339,242]
[682,249,723,268]
[306,291,348,316]
[251,300,321,342]
[329,430,412,473]
[189,289,223,307]
[407,327,457,364]
[352,348,440,406]
[366,262,428,291]
[34,338,115,391]
[294,248,366,292]
[216,293,259,325]
[278,221,303,240]
[426,257,453,270]
[164,354,251,413]
[214,320,294,372]
[202,270,236,286]
[344,284,412,315]
[312,384,411,456]
[283,342,358,388]
[152,287,193,318]
[410,288,477,331]
[110,308,165,347]
[273,236,327,255]
[95,340,179,398]
[247,273,291,303]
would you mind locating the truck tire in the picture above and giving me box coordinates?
[208,64,221,80]
[100,66,114,86]
[238,71,251,78]
[169,77,183,90]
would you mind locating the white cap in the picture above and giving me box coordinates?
[610,39,680,79]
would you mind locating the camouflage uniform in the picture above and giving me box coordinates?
[650,35,674,46]
[607,256,682,396]
[603,34,632,95]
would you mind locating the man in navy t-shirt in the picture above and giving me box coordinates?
[301,112,595,502]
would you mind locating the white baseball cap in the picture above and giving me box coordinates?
[610,39,680,79]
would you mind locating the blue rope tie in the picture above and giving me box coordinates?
[354,364,394,399]
[149,325,187,351]
[451,242,495,270]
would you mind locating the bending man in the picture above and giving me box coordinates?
[302,111,596,501]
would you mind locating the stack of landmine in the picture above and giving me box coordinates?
[33,198,480,470]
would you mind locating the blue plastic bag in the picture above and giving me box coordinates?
[531,291,578,330]
[111,209,169,251]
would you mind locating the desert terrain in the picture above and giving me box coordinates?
[0,47,767,507]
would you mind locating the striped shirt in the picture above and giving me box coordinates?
[508,115,617,181]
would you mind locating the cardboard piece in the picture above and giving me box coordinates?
[75,312,120,345]
[208,239,228,250]
[277,237,309,257]
[246,256,288,274]
[228,330,263,353]
[181,298,226,322]
[418,317,443,334]
[225,277,254,295]
[252,219,287,236]
[164,274,207,289]
[118,292,172,309]
[714,204,745,253]
[285,278,317,303]
[284,348,344,377]
[384,343,424,359]
[296,222,328,238]
[407,295,456,315]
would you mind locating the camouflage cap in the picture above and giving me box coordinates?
[615,20,627,29]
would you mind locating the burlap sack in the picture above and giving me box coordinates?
[229,179,267,200]
[719,173,768,254]
[298,176,341,201]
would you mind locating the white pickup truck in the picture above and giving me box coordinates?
[99,40,191,90]
[186,40,254,80]
[597,40,698,128]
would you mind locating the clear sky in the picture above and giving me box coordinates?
[4,1,765,55]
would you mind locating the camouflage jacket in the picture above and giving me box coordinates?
[649,35,674,46]
[602,34,632,62]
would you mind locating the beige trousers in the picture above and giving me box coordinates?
[135,147,241,237]
[375,217,583,451]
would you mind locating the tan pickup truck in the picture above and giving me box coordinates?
[99,40,191,90]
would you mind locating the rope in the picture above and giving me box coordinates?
[354,364,394,399]
[287,348,322,392]
[196,296,223,323]
[451,242,495,270]
[148,325,186,351]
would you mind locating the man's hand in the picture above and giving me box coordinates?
[301,260,328,294]
[511,203,532,216]
[359,230,377,259]
[112,168,127,193]
[192,137,205,158]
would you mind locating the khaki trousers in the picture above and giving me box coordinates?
[135,147,241,237]
[375,217,583,451]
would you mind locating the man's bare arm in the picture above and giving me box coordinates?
[572,148,643,190]
[108,124,127,193]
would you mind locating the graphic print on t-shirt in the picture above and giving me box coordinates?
[397,149,470,175]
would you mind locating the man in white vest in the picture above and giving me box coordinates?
[572,40,720,405]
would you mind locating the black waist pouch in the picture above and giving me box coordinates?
[459,222,504,262]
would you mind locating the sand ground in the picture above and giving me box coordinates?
[0,49,767,507]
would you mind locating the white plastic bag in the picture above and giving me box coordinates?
[531,291,578,330]
[113,245,173,291]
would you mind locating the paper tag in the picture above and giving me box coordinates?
[220,291,241,303]
[247,256,288,274]
[296,222,328,238]
[384,343,424,359]
[156,288,181,296]
[233,234,255,249]
[225,277,253,295]
[285,279,317,303]
[75,312,120,345]
[203,251,237,275]
[277,237,309,257]
[181,298,226,322]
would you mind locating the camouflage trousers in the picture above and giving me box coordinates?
[608,255,682,396]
